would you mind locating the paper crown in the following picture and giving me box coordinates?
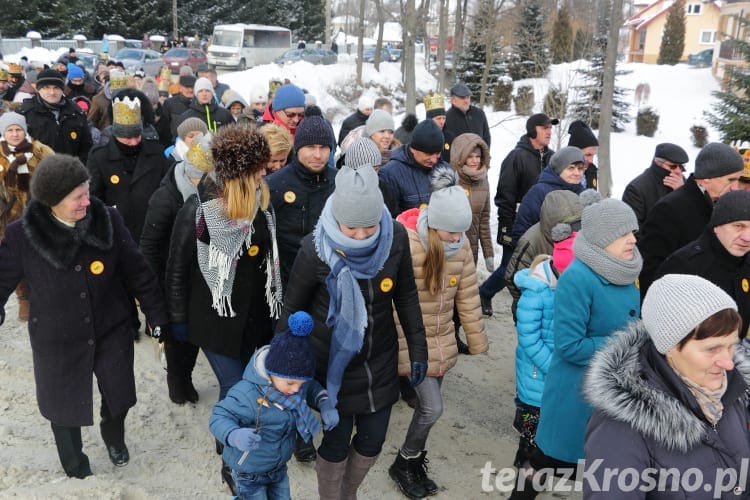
[113,96,142,126]
[423,93,445,112]
[158,67,172,92]
[0,68,8,81]
[8,63,22,75]
[109,70,129,91]
[269,79,283,94]
[186,134,214,172]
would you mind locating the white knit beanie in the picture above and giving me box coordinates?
[643,274,738,354]
[426,166,472,233]
[193,77,214,95]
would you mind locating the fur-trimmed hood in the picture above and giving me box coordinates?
[22,197,113,270]
[585,322,750,453]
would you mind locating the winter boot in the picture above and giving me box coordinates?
[480,293,493,316]
[341,448,379,499]
[165,342,187,405]
[389,451,427,499]
[315,454,347,500]
[294,432,317,462]
[181,341,200,403]
[412,451,438,496]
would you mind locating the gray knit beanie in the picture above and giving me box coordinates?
[426,166,472,232]
[581,198,638,248]
[331,141,384,227]
[177,117,209,141]
[710,190,750,227]
[365,109,395,137]
[549,146,585,175]
[193,77,214,96]
[0,112,27,134]
[694,142,744,179]
[643,274,738,354]
[31,154,90,207]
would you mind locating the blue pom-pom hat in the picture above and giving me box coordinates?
[265,311,316,381]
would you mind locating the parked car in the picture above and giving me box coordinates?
[112,48,164,76]
[74,50,99,75]
[274,48,338,65]
[162,47,208,74]
[687,48,713,67]
[362,47,399,63]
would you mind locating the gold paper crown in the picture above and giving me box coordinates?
[113,96,142,126]
[0,68,8,81]
[158,67,172,92]
[269,79,283,94]
[109,70,130,91]
[187,135,214,172]
[7,63,22,75]
[423,93,445,112]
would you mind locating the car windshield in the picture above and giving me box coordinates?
[283,50,302,57]
[165,48,188,57]
[114,49,142,60]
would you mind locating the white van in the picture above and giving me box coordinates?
[207,24,292,70]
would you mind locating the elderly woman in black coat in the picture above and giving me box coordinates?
[583,274,750,499]
[0,154,168,479]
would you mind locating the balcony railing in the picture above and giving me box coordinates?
[719,39,744,60]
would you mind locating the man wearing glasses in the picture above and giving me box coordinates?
[622,143,689,229]
[267,84,306,138]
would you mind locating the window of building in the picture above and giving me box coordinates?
[700,30,717,44]
[686,3,701,15]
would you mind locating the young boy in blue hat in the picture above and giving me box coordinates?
[209,311,339,498]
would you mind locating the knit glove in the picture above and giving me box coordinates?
[484,256,496,273]
[170,322,189,343]
[410,361,427,387]
[227,428,262,451]
[318,397,340,431]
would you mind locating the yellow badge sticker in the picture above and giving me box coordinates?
[284,191,296,203]
[635,277,640,290]
[444,143,450,151]
[110,174,120,185]
[70,131,77,140]
[464,188,470,197]
[743,278,749,293]
[419,203,428,210]
[380,277,394,293]
[248,245,260,257]
[256,397,269,407]
[448,275,458,287]
[89,260,104,275]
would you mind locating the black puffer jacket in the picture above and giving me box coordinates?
[494,135,554,245]
[175,98,234,135]
[276,223,427,416]
[19,94,92,162]
[266,160,337,287]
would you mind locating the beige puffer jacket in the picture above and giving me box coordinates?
[450,133,493,264]
[396,211,488,377]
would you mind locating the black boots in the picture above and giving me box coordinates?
[107,445,130,467]
[480,293,493,316]
[454,330,470,355]
[389,450,438,499]
[165,340,200,405]
[294,433,317,462]
[51,423,93,479]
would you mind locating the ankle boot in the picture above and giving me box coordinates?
[389,451,427,499]
[341,448,379,499]
[294,433,317,462]
[315,454,347,500]
[181,342,200,403]
[165,343,186,404]
[454,330,470,355]
[412,451,438,496]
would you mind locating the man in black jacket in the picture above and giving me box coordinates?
[622,142,689,229]
[638,142,744,298]
[444,83,491,148]
[338,94,373,146]
[164,74,195,139]
[655,189,750,337]
[175,77,233,136]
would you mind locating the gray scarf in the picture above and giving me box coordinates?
[416,208,464,258]
[174,162,199,202]
[572,232,642,285]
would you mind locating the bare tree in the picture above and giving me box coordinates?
[436,0,449,91]
[374,0,386,70]
[402,0,418,113]
[453,0,469,74]
[356,0,366,86]
[597,0,623,198]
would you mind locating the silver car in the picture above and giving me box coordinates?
[112,48,164,76]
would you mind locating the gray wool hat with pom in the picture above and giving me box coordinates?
[31,154,90,207]
[332,137,384,228]
[426,165,472,232]
[643,274,738,354]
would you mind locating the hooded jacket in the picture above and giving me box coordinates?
[176,97,234,135]
[209,346,326,474]
[584,324,750,499]
[450,133,493,264]
[394,208,488,378]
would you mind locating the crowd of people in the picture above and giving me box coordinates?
[0,50,749,500]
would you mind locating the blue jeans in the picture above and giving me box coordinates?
[479,244,513,298]
[232,464,290,500]
[203,349,245,401]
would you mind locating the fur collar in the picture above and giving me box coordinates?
[22,197,113,270]
[585,323,750,453]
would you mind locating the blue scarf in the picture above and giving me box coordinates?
[313,200,393,407]
[262,385,320,443]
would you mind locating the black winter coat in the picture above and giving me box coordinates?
[338,110,369,146]
[175,99,234,135]
[164,94,192,139]
[153,103,173,147]
[266,160,337,287]
[88,138,171,242]
[379,145,448,217]
[622,163,684,229]
[585,324,750,499]
[276,223,428,416]
[637,175,713,297]
[445,105,491,147]
[166,192,274,361]
[656,228,750,338]
[0,198,167,426]
[494,135,554,244]
[19,94,92,163]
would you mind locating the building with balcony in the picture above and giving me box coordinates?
[714,1,750,83]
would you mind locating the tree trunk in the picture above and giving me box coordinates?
[375,0,385,70]
[437,0,448,91]
[356,0,366,87]
[403,0,417,113]
[597,0,623,198]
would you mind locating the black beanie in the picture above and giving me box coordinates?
[410,120,444,154]
[265,311,316,380]
[293,106,336,152]
[35,69,65,90]
[31,154,90,207]
[710,190,750,227]
[567,120,598,149]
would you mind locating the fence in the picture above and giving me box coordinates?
[0,39,103,59]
